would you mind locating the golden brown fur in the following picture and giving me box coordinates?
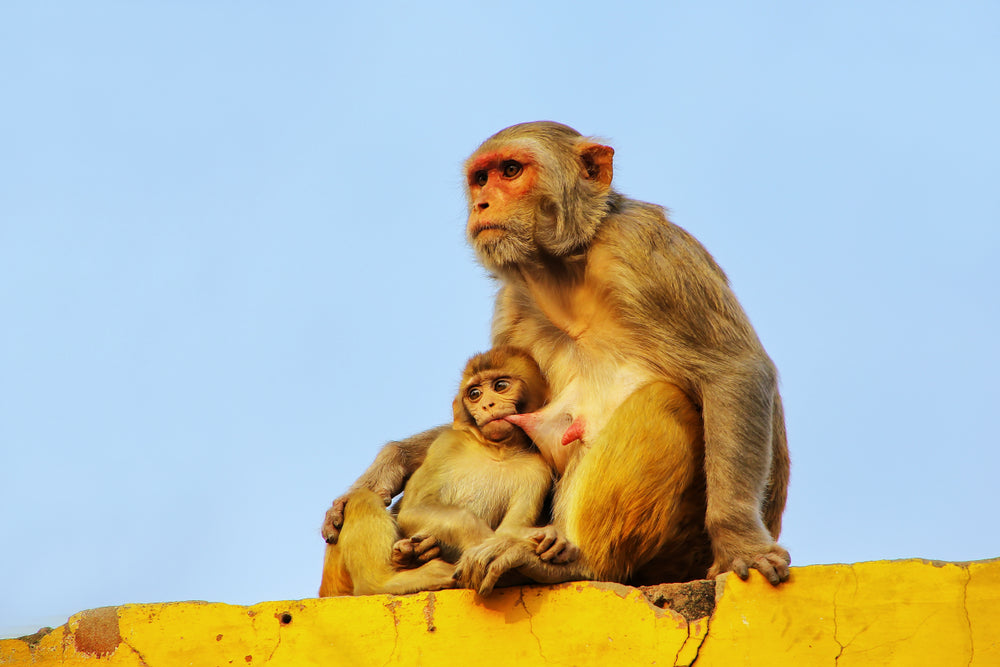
[320,488,457,596]
[453,381,711,592]
[323,121,790,590]
[319,347,559,596]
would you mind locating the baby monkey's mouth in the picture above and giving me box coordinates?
[480,410,516,427]
[501,413,528,429]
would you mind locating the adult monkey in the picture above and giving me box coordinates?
[322,121,790,590]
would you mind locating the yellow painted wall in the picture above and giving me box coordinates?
[2,558,997,666]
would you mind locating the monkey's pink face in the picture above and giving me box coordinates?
[464,147,538,243]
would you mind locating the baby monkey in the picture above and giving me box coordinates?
[319,346,576,596]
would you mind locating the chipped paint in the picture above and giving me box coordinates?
[73,608,120,658]
[422,592,437,633]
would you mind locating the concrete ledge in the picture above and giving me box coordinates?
[2,558,998,666]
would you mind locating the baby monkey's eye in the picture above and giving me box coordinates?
[493,379,511,392]
[500,161,522,178]
[474,170,488,186]
[467,386,483,401]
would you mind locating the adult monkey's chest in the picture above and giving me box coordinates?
[503,261,654,474]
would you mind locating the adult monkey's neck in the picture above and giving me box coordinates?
[518,250,607,343]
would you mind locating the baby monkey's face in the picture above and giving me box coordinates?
[462,372,524,443]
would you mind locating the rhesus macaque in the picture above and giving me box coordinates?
[319,346,571,596]
[323,121,790,592]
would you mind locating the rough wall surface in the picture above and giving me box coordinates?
[2,558,997,666]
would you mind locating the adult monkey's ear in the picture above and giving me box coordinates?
[579,143,615,187]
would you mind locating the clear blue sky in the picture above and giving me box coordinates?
[2,2,998,639]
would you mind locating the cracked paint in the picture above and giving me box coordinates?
[966,558,1000,665]
[382,598,402,665]
[832,564,860,663]
[516,587,548,663]
[840,560,972,663]
[1,560,998,666]
[673,615,709,666]
[961,569,974,667]
[117,638,150,667]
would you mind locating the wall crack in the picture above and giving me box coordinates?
[672,621,690,666]
[962,567,973,667]
[382,600,401,667]
[119,638,151,667]
[516,588,552,663]
[833,587,844,665]
[263,633,282,664]
[833,564,863,664]
[681,620,709,667]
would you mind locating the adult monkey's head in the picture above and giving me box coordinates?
[463,121,616,273]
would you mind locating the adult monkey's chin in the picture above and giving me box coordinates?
[472,232,534,272]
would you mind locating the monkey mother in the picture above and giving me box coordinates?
[322,121,790,591]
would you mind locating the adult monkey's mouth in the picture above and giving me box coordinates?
[470,221,506,238]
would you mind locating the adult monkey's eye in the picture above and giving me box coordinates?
[501,161,522,178]
[467,386,483,401]
[474,170,488,186]
[494,379,511,392]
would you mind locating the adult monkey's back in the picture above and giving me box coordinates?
[322,121,790,589]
